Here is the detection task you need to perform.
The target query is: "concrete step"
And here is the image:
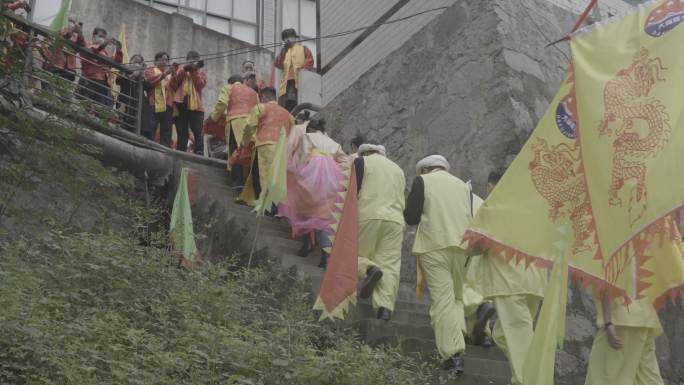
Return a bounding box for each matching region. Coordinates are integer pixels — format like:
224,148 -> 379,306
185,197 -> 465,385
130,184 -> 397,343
355,301 -> 432,326
259,235 -> 302,255
433,372 -> 510,385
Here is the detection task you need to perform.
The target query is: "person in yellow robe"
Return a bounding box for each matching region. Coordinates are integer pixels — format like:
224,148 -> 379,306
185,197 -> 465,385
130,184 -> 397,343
463,169 -> 504,347
477,227 -> 547,385
274,28 -> 314,111
354,144 -> 405,321
584,293 -> 664,385
210,74 -> 259,183
404,155 -> 481,374
239,87 -> 294,207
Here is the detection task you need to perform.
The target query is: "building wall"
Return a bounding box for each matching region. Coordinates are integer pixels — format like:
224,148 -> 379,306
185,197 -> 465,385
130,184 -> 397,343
70,0 -> 274,112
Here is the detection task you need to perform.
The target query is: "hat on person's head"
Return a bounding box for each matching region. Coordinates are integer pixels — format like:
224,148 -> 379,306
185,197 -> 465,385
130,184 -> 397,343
296,110 -> 311,121
281,28 -> 298,40
357,143 -> 386,157
415,155 -> 450,175
308,116 -> 326,130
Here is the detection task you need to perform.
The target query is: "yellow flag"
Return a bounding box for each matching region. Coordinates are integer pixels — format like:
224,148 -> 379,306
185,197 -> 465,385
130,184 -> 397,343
110,24 -> 128,103
571,0 -> 684,301
522,226 -> 569,385
465,0 -> 684,307
118,24 -> 129,64
254,128 -> 288,216
464,72 -> 594,268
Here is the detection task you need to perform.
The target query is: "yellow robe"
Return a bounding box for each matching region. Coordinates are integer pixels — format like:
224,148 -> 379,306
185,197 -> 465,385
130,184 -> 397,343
585,296 -> 664,385
278,44 -> 306,97
357,153 -> 405,311
478,253 -> 547,385
238,102 -> 295,205
412,170 -> 475,359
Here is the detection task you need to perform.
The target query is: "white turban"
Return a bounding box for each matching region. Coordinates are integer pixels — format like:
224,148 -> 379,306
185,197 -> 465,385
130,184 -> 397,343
357,143 -> 386,156
416,154 -> 450,175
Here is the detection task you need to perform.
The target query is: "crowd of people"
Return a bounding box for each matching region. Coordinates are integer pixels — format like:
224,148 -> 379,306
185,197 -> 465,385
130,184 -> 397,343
6,0 -> 315,156
5,2 -> 670,384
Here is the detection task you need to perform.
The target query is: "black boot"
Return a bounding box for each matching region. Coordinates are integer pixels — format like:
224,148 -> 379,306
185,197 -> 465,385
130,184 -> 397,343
442,354 -> 464,374
359,266 -> 383,299
472,302 -> 496,346
318,250 -> 329,269
297,236 -> 312,257
377,307 -> 392,321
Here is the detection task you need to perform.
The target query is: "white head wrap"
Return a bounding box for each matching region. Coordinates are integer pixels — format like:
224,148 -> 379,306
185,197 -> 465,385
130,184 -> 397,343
415,154 -> 450,175
357,143 -> 386,156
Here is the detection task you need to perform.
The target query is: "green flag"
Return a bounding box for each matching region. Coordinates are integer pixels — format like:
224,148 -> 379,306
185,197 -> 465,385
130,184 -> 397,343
49,0 -> 71,32
254,128 -> 288,216
170,168 -> 201,268
522,225 -> 570,385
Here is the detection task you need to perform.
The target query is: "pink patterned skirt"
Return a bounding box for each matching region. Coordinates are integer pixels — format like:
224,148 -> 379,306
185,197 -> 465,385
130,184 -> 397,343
278,154 -> 345,237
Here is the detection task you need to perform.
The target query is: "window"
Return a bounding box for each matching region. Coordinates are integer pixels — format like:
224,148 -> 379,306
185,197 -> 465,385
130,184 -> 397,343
134,0 -> 258,45
282,0 -> 317,68
207,0 -> 231,17
234,0 -> 257,23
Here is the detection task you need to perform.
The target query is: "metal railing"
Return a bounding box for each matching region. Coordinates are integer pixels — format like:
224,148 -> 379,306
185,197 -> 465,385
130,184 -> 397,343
2,11 -> 146,135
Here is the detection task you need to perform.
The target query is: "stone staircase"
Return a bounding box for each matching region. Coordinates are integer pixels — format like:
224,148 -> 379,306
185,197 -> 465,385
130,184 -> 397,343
161,158 -> 510,384
225,195 -> 512,385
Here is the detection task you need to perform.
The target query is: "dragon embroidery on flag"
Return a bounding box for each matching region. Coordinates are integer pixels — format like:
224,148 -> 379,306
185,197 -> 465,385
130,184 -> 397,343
597,48 -> 670,225
529,138 -> 593,253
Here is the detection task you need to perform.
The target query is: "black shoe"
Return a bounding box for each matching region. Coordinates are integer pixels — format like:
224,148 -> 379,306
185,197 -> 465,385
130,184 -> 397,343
481,335 -> 493,348
318,251 -> 329,269
359,266 -> 383,299
442,354 -> 464,374
472,303 -> 496,346
377,307 -> 391,321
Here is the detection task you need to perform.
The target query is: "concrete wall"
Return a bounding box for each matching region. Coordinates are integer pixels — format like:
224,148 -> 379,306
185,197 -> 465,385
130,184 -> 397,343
319,0 -> 683,383
70,0 -> 274,110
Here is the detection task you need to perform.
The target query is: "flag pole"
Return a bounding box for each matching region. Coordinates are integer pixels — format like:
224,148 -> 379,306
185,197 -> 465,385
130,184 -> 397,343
247,215 -> 262,269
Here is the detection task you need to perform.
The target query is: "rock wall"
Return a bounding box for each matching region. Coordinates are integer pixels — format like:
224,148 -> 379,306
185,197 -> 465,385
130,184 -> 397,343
320,0 -> 683,384
323,0 -> 573,196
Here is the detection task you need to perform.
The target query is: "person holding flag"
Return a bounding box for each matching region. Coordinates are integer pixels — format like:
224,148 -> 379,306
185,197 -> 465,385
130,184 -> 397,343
41,11 -> 81,88
353,143 -> 405,321
584,293 -> 665,385
240,87 -> 294,209
403,154 -> 482,374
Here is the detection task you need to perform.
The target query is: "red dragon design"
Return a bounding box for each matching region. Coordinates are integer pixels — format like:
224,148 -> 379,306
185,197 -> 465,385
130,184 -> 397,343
597,48 -> 670,225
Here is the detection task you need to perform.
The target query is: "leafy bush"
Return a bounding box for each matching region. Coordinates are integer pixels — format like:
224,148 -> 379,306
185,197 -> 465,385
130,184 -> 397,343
0,232 -> 430,385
